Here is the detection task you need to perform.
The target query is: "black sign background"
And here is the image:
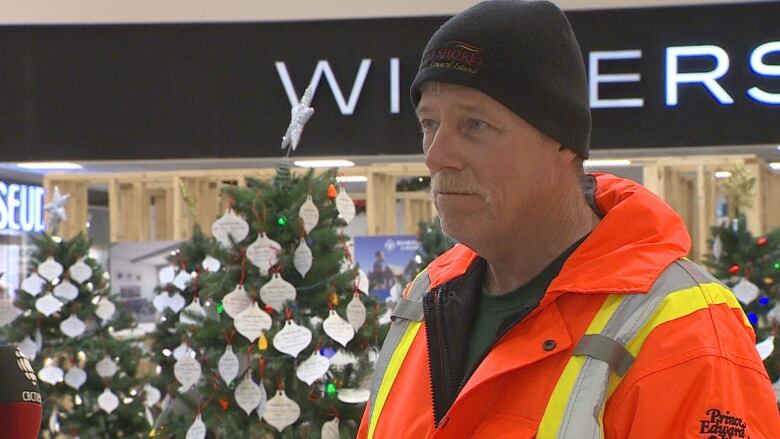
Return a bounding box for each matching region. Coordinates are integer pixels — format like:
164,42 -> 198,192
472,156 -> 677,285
0,1 -> 779,161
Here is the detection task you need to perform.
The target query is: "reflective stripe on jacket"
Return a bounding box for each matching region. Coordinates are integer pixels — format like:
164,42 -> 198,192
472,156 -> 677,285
357,174 -> 780,438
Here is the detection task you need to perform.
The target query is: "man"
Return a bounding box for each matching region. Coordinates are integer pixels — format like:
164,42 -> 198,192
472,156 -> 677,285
0,346 -> 42,438
358,1 -> 780,438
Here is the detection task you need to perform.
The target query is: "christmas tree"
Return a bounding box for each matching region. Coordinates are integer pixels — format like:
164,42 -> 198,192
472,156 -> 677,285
1,226 -> 150,437
703,167 -> 780,384
415,217 -> 456,269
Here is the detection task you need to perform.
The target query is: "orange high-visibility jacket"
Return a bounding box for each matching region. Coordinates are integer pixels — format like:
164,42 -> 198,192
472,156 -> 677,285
358,174 -> 780,438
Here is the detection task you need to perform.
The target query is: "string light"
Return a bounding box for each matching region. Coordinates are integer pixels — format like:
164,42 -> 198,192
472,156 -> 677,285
216,302 -> 225,314
326,382 -> 337,397
748,313 -> 759,325
759,296 -> 770,306
277,215 -> 288,226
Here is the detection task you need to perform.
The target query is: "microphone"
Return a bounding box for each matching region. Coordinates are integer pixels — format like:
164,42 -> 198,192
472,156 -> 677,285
0,345 -> 42,438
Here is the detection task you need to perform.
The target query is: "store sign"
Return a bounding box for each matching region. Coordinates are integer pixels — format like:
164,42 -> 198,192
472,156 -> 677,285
0,182 -> 46,233
0,2 -> 777,161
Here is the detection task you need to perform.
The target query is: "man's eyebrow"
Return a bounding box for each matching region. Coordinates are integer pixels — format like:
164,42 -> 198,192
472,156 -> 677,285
415,102 -> 489,118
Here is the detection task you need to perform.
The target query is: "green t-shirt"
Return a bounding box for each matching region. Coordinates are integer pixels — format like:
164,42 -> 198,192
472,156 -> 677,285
464,237 -> 586,374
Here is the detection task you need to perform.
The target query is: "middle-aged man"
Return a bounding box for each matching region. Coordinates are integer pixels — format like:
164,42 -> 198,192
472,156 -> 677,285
358,1 -> 780,438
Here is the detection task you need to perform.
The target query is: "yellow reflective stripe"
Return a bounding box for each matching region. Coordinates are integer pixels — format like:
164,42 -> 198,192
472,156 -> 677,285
537,295 -> 625,438
367,321 -> 423,439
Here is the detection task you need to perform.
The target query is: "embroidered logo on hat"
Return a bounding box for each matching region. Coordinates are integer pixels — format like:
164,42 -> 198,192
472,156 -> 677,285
15,349 -> 37,386
422,40 -> 485,75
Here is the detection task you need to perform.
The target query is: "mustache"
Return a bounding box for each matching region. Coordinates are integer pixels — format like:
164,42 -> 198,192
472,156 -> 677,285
431,172 -> 488,200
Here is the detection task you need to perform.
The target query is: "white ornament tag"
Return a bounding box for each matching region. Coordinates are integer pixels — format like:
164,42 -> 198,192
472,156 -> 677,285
159,266 -> 176,285
95,298 -> 116,321
174,350 -> 202,392
18,336 -> 39,361
153,293 -> 170,312
711,235 -> 723,261
218,345 -> 240,386
212,209 -> 250,248
235,372 -> 263,416
96,355 -> 119,378
356,269 -> 369,295
98,388 -> 119,414
69,258 -> 93,284
60,314 -> 86,338
38,257 -> 64,281
323,310 -> 355,347
169,292 -> 186,313
173,271 -> 192,291
733,278 -> 760,304
64,366 -> 87,390
294,240 -> 313,278
769,304 -> 780,325
263,390 -> 300,432
53,279 -> 79,302
186,414 -> 207,439
296,351 -> 330,386
757,336 -> 775,360
21,273 -> 46,296
256,381 -> 268,420
246,233 -> 282,275
321,418 -> 340,439
273,320 -> 312,358
337,388 -> 370,404
347,295 -> 367,331
259,274 -> 296,313
223,285 -> 252,319
234,303 -> 273,342
0,299 -> 22,327
298,195 -> 320,233
39,364 -> 64,385
202,255 -> 221,272
336,189 -> 356,224
144,384 -> 161,407
173,342 -> 193,360
35,293 -> 63,317
180,298 -> 206,326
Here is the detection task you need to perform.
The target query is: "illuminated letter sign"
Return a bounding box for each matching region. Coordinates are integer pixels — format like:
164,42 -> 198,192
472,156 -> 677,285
0,182 -> 46,233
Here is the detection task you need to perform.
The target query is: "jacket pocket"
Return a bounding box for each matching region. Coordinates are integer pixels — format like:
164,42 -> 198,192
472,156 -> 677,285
467,412 -> 538,439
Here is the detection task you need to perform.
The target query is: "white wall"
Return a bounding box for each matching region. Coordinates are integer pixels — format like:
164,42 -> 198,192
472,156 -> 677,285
0,0 -> 759,25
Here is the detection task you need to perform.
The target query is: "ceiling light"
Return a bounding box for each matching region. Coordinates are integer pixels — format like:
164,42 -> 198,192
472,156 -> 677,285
714,171 -> 733,179
583,159 -> 632,168
336,176 -> 368,183
17,162 -> 83,170
770,162 -> 780,171
293,159 -> 355,168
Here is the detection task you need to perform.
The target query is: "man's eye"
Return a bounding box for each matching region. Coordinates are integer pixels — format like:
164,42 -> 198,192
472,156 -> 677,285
470,119 -> 488,129
420,119 -> 438,132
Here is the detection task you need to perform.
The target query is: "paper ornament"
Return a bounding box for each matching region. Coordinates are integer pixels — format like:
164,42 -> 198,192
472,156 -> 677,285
153,293 -> 171,312
337,388 -> 370,404
35,293 -> 63,317
329,349 -> 358,367
294,240 -> 313,278
768,304 -> 780,325
298,195 -> 320,233
223,285 -> 252,319
143,384 -> 161,407
68,258 -> 93,284
246,233 -> 282,275
173,271 -> 192,291
235,373 -> 263,416
95,298 -> 116,321
256,381 -> 268,420
234,303 -> 273,342
38,365 -> 64,385
212,209 -> 250,248
323,310 -> 355,347
711,235 -> 723,261
336,189 -> 356,224
272,321 -> 312,358
0,299 -> 22,328
159,266 -> 176,285
96,355 -> 119,378
757,336 -> 775,360
356,269 -> 369,295
174,351 -> 202,392
21,273 -> 46,296
202,255 -> 221,272
180,298 -> 206,326
321,418 -> 340,439
53,279 -> 79,302
18,336 -> 39,361
173,342 -> 194,361
218,344 -> 240,386
296,351 -> 330,386
64,366 -> 87,390
169,293 -> 186,312
186,414 -> 207,439
347,295 -> 367,331
98,388 -> 119,414
60,314 -> 86,338
259,274 -> 296,313
733,278 -> 760,304
38,257 -> 64,281
263,390 -> 300,432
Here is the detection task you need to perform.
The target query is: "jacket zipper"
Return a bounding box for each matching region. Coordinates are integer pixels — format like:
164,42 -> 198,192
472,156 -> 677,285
423,287 -> 449,428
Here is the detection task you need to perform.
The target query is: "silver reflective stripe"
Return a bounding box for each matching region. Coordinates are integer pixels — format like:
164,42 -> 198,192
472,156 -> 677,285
391,298 -> 424,322
573,334 -> 633,377
367,272 -> 430,424
557,260 -> 701,438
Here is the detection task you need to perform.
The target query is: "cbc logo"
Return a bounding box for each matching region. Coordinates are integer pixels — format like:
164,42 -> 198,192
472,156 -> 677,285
15,348 -> 38,386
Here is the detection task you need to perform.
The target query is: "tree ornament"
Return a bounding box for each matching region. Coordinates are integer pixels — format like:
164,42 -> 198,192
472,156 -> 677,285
323,310 -> 355,347
68,257 -> 93,284
159,266 -> 176,284
18,336 -> 39,361
293,240 -> 313,278
322,418 -> 340,439
280,84 -> 315,153
298,195 -> 320,233
733,278 -> 760,304
356,269 -> 370,295
296,351 -> 330,386
223,285 -> 252,319
764,277 -> 774,285
327,183 -> 338,200
144,384 -> 161,407
212,208 -> 250,248
758,236 -> 768,246
60,314 -> 86,338
218,345 -> 240,386
53,279 -> 78,302
234,303 -> 273,342
21,273 -> 46,296
272,320 -> 312,358
756,335 -> 775,360
219,398 -> 229,410
337,388 -> 370,404
185,414 -> 206,439
235,372 -> 263,416
347,294 -> 367,331
174,349 -> 202,392
38,256 -> 64,281
35,293 -> 63,317
44,186 -> 71,231
96,355 -> 119,378
728,264 -> 740,274
64,366 -> 87,390
173,270 -> 193,291
259,274 -> 296,313
336,189 -> 356,224
202,255 -> 221,272
256,380 -> 268,419
263,390 -> 300,432
711,235 -> 723,261
216,301 -> 225,314
98,388 -> 120,414
329,292 -> 339,306
180,298 -> 207,326
246,233 -> 282,275
326,382 -> 337,397
258,334 -> 268,351
95,297 -> 117,321
38,363 -> 64,385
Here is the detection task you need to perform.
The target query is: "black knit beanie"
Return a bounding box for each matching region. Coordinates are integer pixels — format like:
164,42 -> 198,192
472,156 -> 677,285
411,0 -> 591,158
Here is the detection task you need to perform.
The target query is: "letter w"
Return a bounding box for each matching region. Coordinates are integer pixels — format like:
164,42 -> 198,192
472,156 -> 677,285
275,59 -> 372,115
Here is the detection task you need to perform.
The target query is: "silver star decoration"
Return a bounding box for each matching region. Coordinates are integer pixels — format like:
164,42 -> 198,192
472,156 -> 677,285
45,186 -> 71,231
281,85 -> 315,154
